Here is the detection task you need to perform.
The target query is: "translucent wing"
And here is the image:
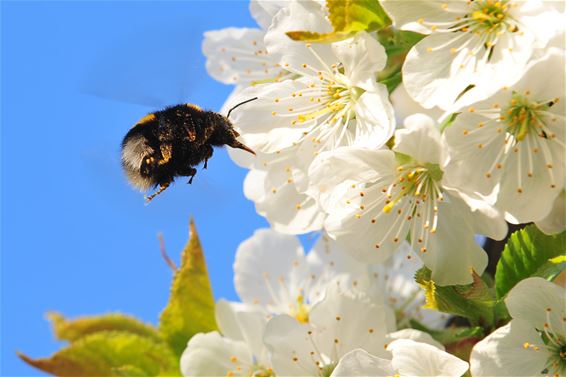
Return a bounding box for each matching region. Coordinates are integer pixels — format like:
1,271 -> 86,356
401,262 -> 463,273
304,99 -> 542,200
79,20 -> 202,108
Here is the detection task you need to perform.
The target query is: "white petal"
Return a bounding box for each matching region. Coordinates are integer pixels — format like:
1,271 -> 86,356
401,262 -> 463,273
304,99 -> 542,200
388,339 -> 469,377
535,190 -> 566,235
230,80 -> 316,153
215,299 -> 248,341
180,332 -> 253,377
353,88 -> 396,149
243,166 -> 325,235
380,0 -> 468,34
470,320 -> 550,377
249,0 -> 288,30
310,285 -> 394,359
309,147 -> 396,196
418,195 -> 488,286
263,315 -> 321,376
385,329 -> 444,351
331,349 -> 395,377
236,310 -> 271,366
390,83 -> 443,125
505,277 -> 566,338
202,28 -> 279,85
306,233 -> 369,304
394,114 -> 444,165
402,33 -> 481,110
264,0 -> 334,76
234,228 -> 308,312
331,32 -> 387,89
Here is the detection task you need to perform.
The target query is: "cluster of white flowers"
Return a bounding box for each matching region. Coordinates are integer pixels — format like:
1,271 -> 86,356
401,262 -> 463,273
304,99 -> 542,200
184,0 -> 565,376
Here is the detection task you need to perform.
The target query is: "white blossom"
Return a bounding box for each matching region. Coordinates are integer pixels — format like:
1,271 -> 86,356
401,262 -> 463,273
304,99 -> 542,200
262,285 -> 397,376
444,50 -> 565,224
470,277 -> 566,376
381,0 -> 564,110
234,228 -> 368,321
309,114 -> 507,285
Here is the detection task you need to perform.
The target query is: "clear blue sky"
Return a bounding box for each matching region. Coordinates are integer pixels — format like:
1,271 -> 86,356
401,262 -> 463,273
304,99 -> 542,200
1,1 -> 273,375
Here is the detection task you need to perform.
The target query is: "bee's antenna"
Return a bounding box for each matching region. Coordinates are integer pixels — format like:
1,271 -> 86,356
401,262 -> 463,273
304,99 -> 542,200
227,97 -> 258,119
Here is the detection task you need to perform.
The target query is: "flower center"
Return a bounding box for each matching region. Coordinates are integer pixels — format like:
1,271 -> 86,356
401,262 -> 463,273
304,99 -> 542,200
503,92 -> 559,141
379,155 -> 444,253
248,365 -> 275,377
290,294 -> 310,323
523,308 -> 566,376
469,0 -> 511,32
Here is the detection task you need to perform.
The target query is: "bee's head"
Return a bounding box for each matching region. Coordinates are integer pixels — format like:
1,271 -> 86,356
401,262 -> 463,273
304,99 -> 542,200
208,113 -> 255,155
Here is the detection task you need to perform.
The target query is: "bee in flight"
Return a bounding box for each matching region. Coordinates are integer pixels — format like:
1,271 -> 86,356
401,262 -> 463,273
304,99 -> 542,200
121,98 -> 256,203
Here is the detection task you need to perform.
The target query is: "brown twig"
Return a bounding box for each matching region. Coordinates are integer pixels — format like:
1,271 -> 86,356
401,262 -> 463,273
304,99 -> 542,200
157,233 -> 177,272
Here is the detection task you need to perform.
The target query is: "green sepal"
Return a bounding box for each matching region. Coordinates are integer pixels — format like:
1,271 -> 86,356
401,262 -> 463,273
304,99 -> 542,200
47,312 -> 162,343
286,0 -> 391,43
159,219 -> 217,358
495,225 -> 566,299
415,267 -> 498,327
409,319 -> 483,346
18,331 -> 179,377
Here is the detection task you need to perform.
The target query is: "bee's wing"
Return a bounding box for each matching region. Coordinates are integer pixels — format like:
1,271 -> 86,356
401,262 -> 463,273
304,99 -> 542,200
78,20 -> 205,108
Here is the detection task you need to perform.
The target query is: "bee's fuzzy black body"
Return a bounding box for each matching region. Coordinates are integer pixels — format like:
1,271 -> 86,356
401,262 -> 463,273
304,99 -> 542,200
121,104 -> 253,201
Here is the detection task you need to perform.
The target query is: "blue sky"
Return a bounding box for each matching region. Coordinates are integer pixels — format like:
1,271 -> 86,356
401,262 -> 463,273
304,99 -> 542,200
1,1 -> 274,375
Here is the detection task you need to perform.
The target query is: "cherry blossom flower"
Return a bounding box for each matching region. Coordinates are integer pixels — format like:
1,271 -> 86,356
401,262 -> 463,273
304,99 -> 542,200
309,114 -> 507,285
262,285 -> 396,376
381,0 -> 564,110
234,228 -> 368,321
444,50 -> 565,224
470,277 -> 566,376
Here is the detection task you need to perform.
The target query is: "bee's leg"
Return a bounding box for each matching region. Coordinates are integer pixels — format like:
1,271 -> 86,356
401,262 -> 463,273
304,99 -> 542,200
159,143 -> 173,165
178,166 -> 198,184
203,145 -> 213,169
187,168 -> 197,184
184,122 -> 197,142
145,183 -> 170,204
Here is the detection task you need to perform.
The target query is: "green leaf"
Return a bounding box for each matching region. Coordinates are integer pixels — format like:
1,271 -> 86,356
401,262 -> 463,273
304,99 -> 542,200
415,267 -> 497,327
286,0 -> 391,43
159,219 -> 217,358
18,331 -> 179,377
47,312 -> 162,343
495,225 -> 566,299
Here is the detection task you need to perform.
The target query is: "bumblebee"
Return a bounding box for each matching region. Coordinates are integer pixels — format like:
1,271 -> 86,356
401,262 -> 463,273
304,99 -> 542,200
121,99 -> 256,202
